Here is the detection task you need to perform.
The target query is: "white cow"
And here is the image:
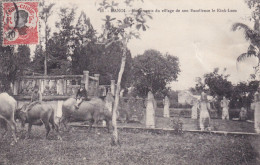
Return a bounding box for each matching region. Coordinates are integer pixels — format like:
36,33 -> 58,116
0,93 -> 18,144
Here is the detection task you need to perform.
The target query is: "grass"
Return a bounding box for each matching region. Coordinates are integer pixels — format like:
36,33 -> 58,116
1,125 -> 259,165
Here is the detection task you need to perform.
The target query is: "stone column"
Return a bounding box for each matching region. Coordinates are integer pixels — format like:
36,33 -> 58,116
146,91 -> 155,128
83,71 -> 89,91
253,92 -> 260,133
191,102 -> 198,119
39,79 -> 44,93
103,91 -> 114,126
111,80 -> 115,96
57,79 -> 64,95
55,100 -> 64,124
163,96 -> 170,118
94,74 -> 100,96
13,80 -> 19,95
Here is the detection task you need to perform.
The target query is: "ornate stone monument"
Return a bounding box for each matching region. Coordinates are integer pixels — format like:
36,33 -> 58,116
221,96 -> 230,120
252,92 -> 260,133
163,96 -> 170,118
146,91 -> 155,128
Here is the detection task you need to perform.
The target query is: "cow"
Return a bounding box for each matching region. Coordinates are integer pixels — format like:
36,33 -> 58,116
60,97 -> 112,133
16,101 -> 62,140
0,93 -> 18,144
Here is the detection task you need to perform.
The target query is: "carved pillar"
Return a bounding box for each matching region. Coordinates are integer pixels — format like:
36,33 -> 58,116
146,91 -> 155,128
163,96 -> 170,118
111,80 -> 115,96
83,71 -> 89,91
94,74 -> 100,96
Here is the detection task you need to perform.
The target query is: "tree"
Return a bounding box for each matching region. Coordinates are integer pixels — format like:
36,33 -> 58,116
46,7 -> 76,75
0,45 -> 30,92
132,49 -> 180,97
39,2 -> 55,75
230,80 -> 259,109
97,0 -> 152,145
232,0 -> 260,78
192,68 -> 233,98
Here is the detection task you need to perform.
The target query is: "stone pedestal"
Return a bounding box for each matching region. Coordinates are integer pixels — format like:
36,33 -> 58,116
163,96 -> 170,118
146,91 -> 155,128
191,101 -> 198,119
104,91 -> 114,126
111,80 -> 115,96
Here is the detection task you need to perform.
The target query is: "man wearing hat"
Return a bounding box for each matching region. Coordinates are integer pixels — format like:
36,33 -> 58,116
75,82 -> 88,109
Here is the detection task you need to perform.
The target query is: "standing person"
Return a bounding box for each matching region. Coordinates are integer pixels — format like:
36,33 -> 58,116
221,96 -> 230,120
75,83 -> 88,109
198,92 -> 211,131
31,85 -> 42,102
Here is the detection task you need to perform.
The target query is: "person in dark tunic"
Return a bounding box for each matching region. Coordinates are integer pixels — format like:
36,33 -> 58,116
75,83 -> 88,109
31,85 -> 42,102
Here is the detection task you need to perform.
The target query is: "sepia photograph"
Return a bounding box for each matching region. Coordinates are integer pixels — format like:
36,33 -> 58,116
0,0 -> 260,164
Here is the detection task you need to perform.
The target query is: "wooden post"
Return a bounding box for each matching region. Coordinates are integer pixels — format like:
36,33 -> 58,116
94,74 -> 100,96
146,91 -> 155,128
83,71 -> 89,91
111,80 -> 115,96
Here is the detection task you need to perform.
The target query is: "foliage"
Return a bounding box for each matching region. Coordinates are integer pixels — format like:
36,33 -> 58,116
1,126 -> 258,165
0,45 -> 31,92
232,0 -> 260,78
132,49 -> 180,97
97,0 -> 153,145
230,80 -> 259,109
39,1 -> 55,75
171,117 -> 183,134
72,41 -> 133,88
192,68 -> 233,98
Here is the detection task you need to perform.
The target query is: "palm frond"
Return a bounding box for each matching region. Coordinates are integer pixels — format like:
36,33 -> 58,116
237,52 -> 256,62
232,23 -> 254,41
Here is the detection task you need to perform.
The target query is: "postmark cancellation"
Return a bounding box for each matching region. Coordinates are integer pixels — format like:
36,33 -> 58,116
2,1 -> 39,45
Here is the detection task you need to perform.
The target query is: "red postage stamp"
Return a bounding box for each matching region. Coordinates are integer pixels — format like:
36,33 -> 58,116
2,1 -> 39,45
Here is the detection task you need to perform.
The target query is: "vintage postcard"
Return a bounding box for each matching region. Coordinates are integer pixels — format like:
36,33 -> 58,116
0,0 -> 259,165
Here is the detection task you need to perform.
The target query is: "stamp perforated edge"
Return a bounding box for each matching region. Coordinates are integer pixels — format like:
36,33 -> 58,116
1,0 -> 40,46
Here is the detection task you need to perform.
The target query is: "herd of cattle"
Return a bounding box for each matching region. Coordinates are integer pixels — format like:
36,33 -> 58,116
0,93 -> 112,145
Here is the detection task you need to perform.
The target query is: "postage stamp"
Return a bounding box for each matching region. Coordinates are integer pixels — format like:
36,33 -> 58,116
2,1 -> 39,45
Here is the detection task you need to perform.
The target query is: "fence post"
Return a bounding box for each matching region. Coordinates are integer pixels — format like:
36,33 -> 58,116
111,80 -> 115,96
163,96 -> 170,118
83,71 -> 89,91
146,91 -> 155,128
94,74 -> 100,96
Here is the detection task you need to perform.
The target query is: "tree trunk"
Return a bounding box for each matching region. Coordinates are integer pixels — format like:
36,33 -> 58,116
44,54 -> 47,75
111,42 -> 127,146
44,18 -> 48,75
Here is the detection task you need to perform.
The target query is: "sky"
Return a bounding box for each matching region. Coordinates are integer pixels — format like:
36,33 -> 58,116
40,0 -> 257,90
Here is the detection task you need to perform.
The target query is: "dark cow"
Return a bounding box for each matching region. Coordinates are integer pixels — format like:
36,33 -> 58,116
60,97 -> 112,133
0,93 -> 18,144
16,101 -> 61,140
